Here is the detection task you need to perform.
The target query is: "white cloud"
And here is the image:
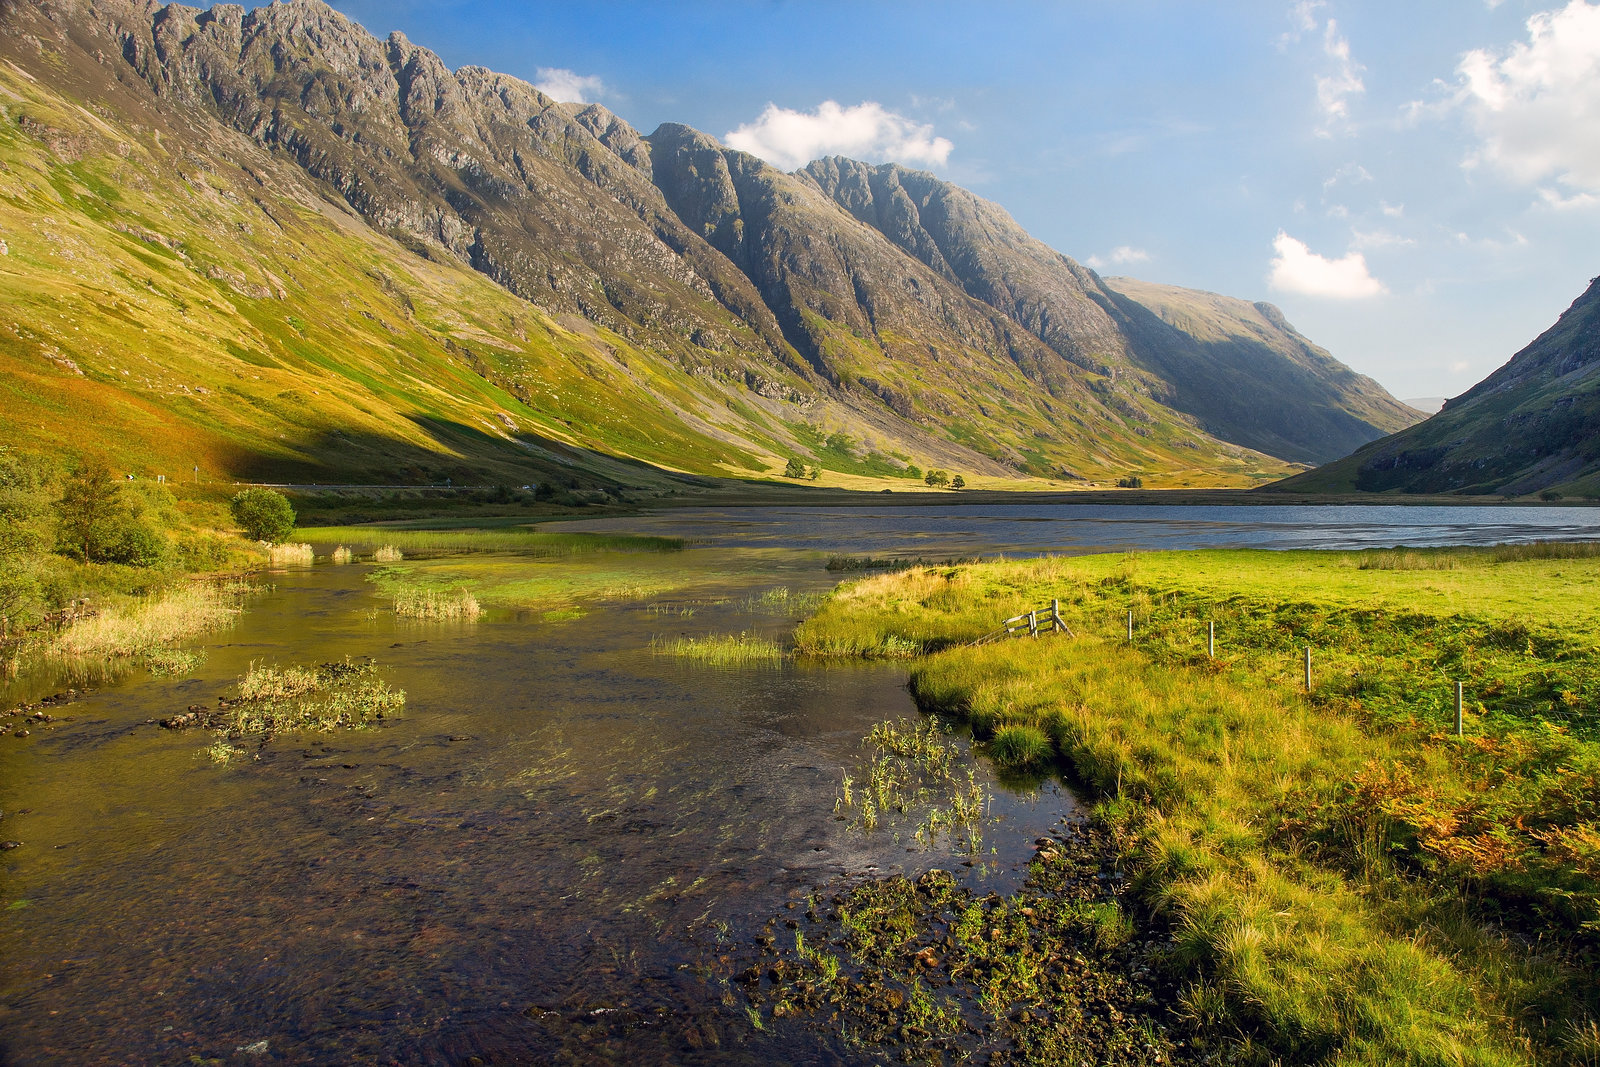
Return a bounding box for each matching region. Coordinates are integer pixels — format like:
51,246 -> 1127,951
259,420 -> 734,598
1451,360 -> 1472,373
1281,1 -> 1326,46
1268,230 -> 1387,298
1316,19 -> 1367,133
1085,246 -> 1152,270
534,67 -> 604,104
1351,228 -> 1416,249
1539,187 -> 1600,208
1456,1 -> 1600,192
1381,200 -> 1405,217
725,100 -> 953,171
1322,162 -> 1374,191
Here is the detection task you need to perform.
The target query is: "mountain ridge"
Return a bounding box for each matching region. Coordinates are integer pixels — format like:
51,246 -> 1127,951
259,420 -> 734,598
0,0 -> 1420,490
1275,275 -> 1600,497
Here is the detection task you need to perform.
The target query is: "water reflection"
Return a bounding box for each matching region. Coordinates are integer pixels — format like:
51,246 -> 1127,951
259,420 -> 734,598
0,554 -> 1062,1064
556,502 -> 1600,555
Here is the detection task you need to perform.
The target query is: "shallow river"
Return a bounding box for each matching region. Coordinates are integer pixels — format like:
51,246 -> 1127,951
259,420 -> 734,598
1,503 -> 1595,1064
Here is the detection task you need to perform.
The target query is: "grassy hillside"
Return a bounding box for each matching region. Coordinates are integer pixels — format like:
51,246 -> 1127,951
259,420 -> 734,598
790,547 -> 1600,1064
0,1 -> 1313,491
1277,276 -> 1600,498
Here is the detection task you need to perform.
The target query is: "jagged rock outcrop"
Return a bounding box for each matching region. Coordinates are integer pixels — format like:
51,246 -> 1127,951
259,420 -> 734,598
0,0 -> 1420,486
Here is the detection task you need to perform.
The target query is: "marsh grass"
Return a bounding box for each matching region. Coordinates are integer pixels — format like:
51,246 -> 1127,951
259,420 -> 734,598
297,525 -> 683,557
738,586 -> 826,616
653,631 -> 783,667
265,542 -> 314,567
837,717 -> 989,854
227,658 -> 404,735
392,585 -> 482,620
49,583 -> 242,677
798,545 -> 1600,1065
330,545 -> 354,564
145,646 -> 205,677
373,544 -> 404,563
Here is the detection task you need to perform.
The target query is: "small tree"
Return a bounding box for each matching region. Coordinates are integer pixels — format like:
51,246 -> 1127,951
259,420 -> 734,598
55,460 -> 124,563
924,469 -> 950,488
783,456 -> 808,479
1115,475 -> 1144,489
231,488 -> 296,543
950,474 -> 966,490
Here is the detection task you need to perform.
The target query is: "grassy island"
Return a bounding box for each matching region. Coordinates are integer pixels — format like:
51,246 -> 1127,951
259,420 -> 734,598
790,545 -> 1600,1065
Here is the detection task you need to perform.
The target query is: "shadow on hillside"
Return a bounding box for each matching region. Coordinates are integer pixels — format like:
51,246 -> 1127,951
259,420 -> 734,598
227,414 -> 716,490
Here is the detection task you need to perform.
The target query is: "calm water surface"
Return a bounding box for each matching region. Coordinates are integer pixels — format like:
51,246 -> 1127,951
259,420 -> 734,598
2,503 -> 1594,1064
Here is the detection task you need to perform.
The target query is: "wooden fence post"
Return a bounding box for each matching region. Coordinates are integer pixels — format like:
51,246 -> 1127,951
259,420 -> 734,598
1208,620 -> 1215,659
1127,610 -> 1133,642
1304,646 -> 1312,691
1028,610 -> 1039,638
1455,681 -> 1464,737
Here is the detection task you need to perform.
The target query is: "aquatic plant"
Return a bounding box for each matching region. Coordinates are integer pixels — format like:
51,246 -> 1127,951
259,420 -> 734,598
228,658 -> 404,735
652,632 -> 783,666
51,584 -> 242,666
373,544 -> 404,563
145,646 -> 205,677
392,585 -> 482,620
266,542 -> 313,567
330,545 -> 354,564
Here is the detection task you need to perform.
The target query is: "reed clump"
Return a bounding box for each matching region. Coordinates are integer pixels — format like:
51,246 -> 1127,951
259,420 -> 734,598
265,542 -> 313,567
392,585 -> 481,620
373,544 -> 404,563
227,658 -> 404,735
50,583 -> 241,671
653,631 -> 783,666
330,545 -> 354,564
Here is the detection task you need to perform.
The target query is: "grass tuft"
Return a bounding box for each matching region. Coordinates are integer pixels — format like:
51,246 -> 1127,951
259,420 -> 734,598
653,631 -> 783,666
392,585 -> 481,620
373,545 -> 404,563
266,542 -> 314,567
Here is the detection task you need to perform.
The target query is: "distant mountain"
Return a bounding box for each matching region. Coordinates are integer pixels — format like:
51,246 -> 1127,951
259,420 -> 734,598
1404,397 -> 1446,414
0,0 -> 1418,489
1276,276 -> 1600,497
1102,277 -> 1423,464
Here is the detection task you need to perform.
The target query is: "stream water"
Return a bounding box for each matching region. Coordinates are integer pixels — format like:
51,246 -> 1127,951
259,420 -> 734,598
1,503 -> 1596,1064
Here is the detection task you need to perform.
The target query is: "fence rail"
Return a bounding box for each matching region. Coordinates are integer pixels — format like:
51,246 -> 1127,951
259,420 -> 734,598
971,599 -> 1075,645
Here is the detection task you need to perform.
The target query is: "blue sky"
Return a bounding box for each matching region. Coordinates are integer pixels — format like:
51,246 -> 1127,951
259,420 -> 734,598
297,1 -> 1600,402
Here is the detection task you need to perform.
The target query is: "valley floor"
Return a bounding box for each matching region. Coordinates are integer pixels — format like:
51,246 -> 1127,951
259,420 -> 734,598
780,546 -> 1600,1065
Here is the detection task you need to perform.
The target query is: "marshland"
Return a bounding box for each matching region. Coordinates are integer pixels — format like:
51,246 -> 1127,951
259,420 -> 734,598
4,500 -> 1600,1064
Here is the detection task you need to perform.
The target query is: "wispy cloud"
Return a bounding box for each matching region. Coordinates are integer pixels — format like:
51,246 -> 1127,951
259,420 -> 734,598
1085,246 -> 1152,270
1455,1 -> 1600,194
1315,19 -> 1367,134
534,67 -> 604,104
725,100 -> 953,171
1268,231 -> 1386,298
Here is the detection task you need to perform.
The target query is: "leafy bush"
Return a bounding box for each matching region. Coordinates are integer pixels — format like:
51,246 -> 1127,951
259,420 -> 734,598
924,469 -> 950,488
230,488 -> 296,543
784,456 -> 808,479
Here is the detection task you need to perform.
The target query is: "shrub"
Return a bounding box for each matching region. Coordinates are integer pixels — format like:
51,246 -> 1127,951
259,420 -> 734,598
1117,475 -> 1144,489
230,488 -> 296,543
784,456 -> 808,479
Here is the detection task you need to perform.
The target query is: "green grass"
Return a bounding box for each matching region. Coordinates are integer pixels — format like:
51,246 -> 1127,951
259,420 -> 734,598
795,546 -> 1600,1065
224,658 -> 404,736
391,585 -> 481,620
297,524 -> 684,556
652,631 -> 783,666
